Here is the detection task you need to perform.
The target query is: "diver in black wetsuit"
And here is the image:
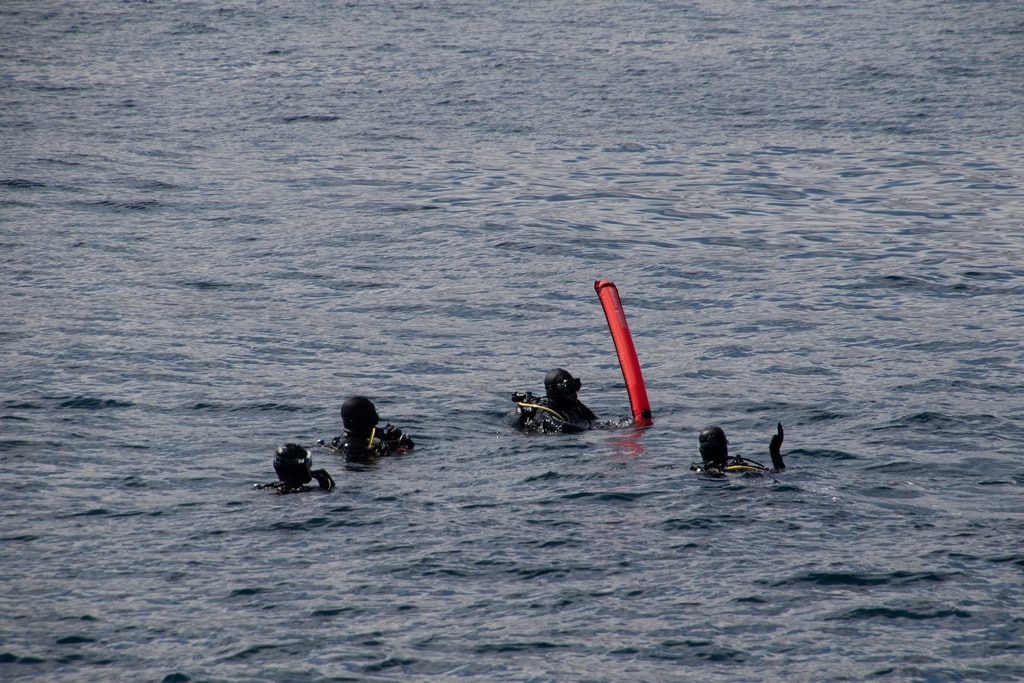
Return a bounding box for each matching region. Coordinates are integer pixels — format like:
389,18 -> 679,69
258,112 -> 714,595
512,368 -> 598,434
319,396 -> 414,463
254,443 -> 335,493
691,423 -> 786,475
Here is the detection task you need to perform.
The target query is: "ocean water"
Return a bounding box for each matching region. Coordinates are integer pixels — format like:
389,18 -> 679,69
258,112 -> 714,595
2,1 -> 1024,681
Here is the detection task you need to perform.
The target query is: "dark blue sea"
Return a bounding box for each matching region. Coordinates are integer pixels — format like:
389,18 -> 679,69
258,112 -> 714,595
3,1 -> 1024,681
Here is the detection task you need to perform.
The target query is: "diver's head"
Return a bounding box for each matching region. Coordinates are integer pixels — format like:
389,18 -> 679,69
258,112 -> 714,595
341,396 -> 379,435
545,368 -> 582,403
698,426 -> 729,469
274,443 -> 313,486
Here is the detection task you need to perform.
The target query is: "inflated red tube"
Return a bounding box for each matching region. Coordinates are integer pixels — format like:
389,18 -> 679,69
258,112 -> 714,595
594,280 -> 653,426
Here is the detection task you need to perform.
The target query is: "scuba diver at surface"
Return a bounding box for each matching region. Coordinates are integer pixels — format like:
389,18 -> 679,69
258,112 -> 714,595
512,368 -> 599,434
254,443 -> 335,493
318,395 -> 415,463
690,423 -> 786,475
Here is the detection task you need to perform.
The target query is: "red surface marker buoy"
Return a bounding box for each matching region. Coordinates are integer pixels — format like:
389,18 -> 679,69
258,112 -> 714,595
594,280 -> 653,426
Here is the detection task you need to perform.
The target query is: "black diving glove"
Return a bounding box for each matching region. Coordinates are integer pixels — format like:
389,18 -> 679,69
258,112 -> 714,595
311,469 -> 335,491
769,423 -> 785,471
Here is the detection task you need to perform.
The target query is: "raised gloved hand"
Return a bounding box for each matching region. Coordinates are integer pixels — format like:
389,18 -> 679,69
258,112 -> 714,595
769,422 -> 785,471
311,469 -> 335,491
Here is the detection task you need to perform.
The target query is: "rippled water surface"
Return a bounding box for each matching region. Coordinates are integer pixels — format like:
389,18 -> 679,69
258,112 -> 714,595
3,1 -> 1024,681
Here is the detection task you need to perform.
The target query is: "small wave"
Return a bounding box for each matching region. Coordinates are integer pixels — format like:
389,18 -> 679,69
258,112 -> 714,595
79,198 -> 161,212
472,640 -> 569,654
2,401 -> 43,410
67,508 -> 112,517
221,643 -> 286,661
650,639 -> 748,663
361,656 -> 419,672
1,178 -> 45,189
0,438 -> 34,453
774,570 -> 951,588
524,470 -> 563,483
282,114 -> 339,123
855,207 -> 957,219
178,280 -> 234,290
860,484 -> 924,500
458,501 -> 500,510
727,182 -> 811,201
311,607 -> 358,618
230,402 -> 304,413
987,554 -> 1024,568
168,22 -> 221,35
791,448 -> 858,461
327,517 -> 386,528
59,396 -> 133,410
510,566 -> 569,580
906,411 -> 951,424
0,652 -> 46,664
646,207 -> 728,220
827,603 -> 972,621
271,517 -> 331,531
662,517 -> 721,531
561,490 -> 651,503
603,143 -> 647,153
806,410 -> 846,422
